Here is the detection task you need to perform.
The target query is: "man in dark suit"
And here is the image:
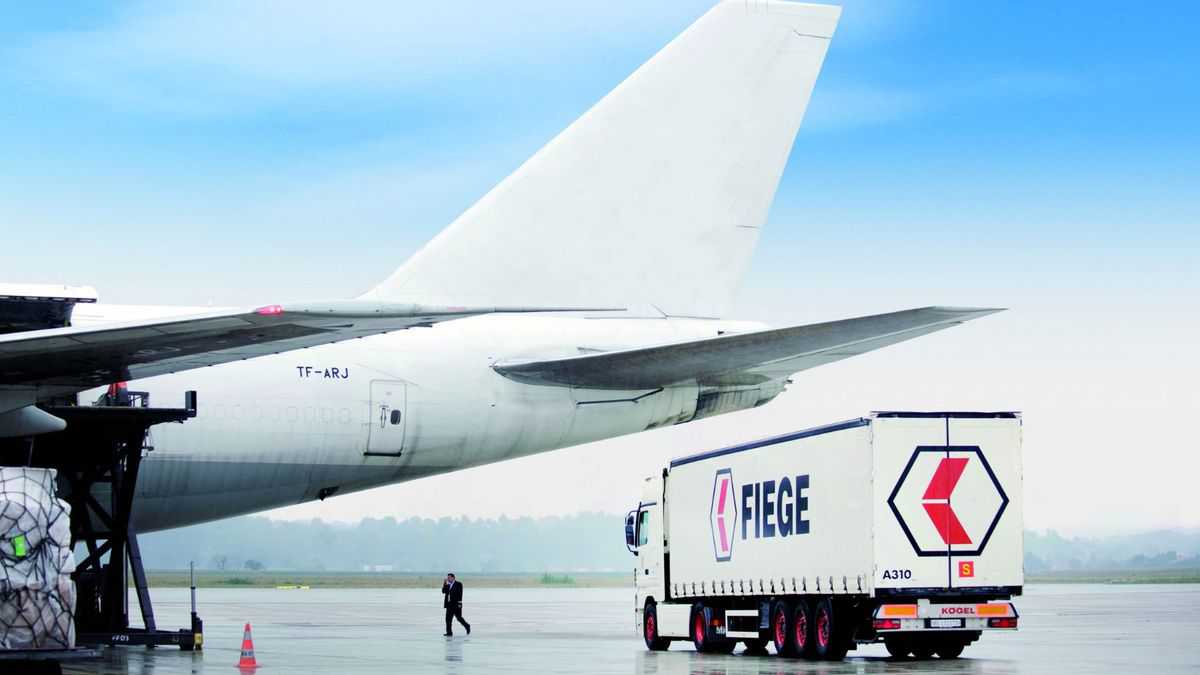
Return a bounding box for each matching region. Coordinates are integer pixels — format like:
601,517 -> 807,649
442,573 -> 471,636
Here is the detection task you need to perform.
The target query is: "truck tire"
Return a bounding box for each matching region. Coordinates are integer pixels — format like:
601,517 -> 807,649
690,603 -> 735,654
812,597 -> 849,661
643,601 -> 672,651
910,639 -> 935,660
793,600 -> 815,659
770,600 -> 793,656
884,638 -> 911,658
691,603 -> 712,652
935,641 -> 964,659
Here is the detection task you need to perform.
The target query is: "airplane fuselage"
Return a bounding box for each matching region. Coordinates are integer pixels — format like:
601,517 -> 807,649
73,305 -> 776,531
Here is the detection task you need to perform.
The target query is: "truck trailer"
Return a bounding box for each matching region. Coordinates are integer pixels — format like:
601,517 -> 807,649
625,412 -> 1022,660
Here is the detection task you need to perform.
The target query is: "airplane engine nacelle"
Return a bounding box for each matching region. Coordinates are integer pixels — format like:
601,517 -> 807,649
689,379 -> 787,422
568,383 -> 701,446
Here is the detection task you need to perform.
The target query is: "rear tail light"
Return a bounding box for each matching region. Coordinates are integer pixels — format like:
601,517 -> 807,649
873,619 -> 901,630
988,617 -> 1018,628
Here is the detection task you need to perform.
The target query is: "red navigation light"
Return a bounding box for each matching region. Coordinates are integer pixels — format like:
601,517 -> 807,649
988,617 -> 1018,629
254,304 -> 285,316
872,619 -> 901,630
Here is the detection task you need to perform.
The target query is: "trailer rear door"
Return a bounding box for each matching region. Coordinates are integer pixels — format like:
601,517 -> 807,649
873,414 -> 1022,593
945,416 -> 1023,590
873,416 -> 955,591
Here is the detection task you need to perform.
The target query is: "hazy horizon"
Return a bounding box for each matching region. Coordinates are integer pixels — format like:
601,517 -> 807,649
3,2 -> 1196,536
137,513 -> 1200,574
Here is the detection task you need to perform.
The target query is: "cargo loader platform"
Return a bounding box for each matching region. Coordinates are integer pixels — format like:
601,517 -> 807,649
0,391 -> 204,651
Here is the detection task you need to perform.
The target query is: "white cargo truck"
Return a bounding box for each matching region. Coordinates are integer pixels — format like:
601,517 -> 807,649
625,412 -> 1022,660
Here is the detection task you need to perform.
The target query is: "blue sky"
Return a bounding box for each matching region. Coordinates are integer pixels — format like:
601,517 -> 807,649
3,0 -> 1195,302
1,1 -> 1196,533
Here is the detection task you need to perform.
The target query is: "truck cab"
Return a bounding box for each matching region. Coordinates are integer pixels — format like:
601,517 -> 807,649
627,476 -> 667,635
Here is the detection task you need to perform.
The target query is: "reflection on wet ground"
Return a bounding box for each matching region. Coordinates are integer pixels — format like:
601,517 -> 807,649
62,584 -> 1199,674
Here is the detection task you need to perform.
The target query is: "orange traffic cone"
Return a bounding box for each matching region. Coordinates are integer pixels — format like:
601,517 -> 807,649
237,622 -> 258,670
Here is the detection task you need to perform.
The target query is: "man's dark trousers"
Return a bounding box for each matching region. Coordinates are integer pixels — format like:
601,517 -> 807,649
443,581 -> 471,635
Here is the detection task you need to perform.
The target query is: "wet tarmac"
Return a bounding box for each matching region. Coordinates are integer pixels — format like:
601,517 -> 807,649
61,584 -> 1199,674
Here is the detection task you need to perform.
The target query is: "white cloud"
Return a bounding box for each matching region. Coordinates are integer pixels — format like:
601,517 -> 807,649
0,131 -> 538,304
828,0 -> 921,47
804,83 -> 924,131
803,70 -> 1082,132
7,0 -> 712,116
9,1 -> 932,119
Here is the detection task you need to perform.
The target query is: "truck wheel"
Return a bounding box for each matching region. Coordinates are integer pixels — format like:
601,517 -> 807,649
910,641 -> 935,660
936,641 -> 964,659
884,638 -> 911,658
793,600 -> 814,658
691,603 -> 711,652
770,600 -> 793,656
690,603 -> 735,654
812,597 -> 848,661
643,601 -> 672,651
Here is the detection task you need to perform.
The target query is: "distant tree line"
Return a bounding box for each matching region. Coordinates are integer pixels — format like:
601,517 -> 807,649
137,513 -> 634,572
131,513 -> 1200,573
1023,529 -> 1200,572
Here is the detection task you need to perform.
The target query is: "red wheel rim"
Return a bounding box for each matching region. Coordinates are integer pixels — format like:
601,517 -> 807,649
646,614 -> 655,641
817,608 -> 830,648
694,613 -> 706,644
773,608 -> 786,648
795,609 -> 807,649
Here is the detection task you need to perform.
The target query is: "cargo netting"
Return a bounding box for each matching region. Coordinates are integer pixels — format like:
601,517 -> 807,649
0,467 -> 76,649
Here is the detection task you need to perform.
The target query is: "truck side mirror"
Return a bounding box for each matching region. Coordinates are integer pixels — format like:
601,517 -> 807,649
625,510 -> 638,555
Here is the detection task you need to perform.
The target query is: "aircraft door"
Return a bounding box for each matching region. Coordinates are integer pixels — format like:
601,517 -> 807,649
365,380 -> 406,457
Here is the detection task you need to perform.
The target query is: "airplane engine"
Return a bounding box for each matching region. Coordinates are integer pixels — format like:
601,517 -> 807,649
689,379 -> 787,422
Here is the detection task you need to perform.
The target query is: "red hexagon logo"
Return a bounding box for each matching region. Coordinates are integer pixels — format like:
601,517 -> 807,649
888,446 -> 1008,557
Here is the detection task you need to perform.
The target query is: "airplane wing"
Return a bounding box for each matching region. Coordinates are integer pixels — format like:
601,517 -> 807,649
0,301 -> 603,391
493,307 -> 1004,389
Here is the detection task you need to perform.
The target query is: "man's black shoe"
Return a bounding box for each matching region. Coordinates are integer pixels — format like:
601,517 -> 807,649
466,625 -> 471,635
444,632 -> 452,637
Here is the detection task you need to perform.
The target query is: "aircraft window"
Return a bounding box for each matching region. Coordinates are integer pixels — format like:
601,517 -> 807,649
389,410 -> 402,425
637,510 -> 650,547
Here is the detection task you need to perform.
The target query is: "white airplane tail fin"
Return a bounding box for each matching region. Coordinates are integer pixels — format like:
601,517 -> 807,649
364,1 -> 840,318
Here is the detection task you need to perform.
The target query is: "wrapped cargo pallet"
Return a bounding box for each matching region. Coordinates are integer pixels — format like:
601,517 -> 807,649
0,467 -> 76,650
